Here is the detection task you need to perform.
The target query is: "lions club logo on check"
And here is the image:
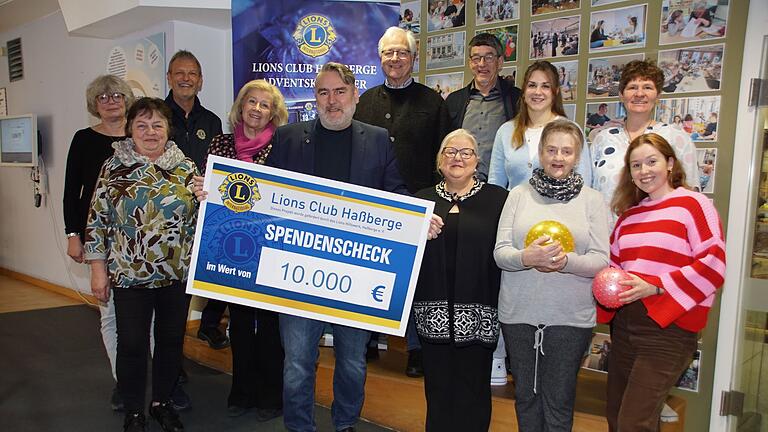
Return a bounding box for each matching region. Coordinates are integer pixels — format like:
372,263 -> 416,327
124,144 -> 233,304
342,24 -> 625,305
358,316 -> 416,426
292,14 -> 337,57
219,172 -> 261,213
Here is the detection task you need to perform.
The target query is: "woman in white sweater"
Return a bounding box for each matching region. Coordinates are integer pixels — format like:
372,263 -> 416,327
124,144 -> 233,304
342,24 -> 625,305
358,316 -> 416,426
494,120 -> 610,431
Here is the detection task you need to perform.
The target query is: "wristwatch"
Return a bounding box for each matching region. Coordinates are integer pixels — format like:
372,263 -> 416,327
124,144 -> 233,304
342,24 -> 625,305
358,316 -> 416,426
66,232 -> 79,238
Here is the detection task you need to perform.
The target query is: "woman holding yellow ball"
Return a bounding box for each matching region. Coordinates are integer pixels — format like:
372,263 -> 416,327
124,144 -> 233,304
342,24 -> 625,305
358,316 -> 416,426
493,119 -> 610,431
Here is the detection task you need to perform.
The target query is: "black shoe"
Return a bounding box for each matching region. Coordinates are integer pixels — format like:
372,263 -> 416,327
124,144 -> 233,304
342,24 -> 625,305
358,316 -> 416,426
170,385 -> 191,411
254,408 -> 283,422
197,326 -> 230,350
150,401 -> 184,432
405,349 -> 424,378
177,368 -> 188,384
111,386 -> 125,412
227,405 -> 250,418
365,344 -> 379,362
123,411 -> 146,432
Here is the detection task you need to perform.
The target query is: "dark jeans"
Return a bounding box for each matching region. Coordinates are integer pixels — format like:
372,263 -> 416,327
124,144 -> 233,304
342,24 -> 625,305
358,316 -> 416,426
421,341 -> 493,432
607,301 -> 697,432
228,303 -> 283,409
502,323 -> 593,432
114,281 -> 187,412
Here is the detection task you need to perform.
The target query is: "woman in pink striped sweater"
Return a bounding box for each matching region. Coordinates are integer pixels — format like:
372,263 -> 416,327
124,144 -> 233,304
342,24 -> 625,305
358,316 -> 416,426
600,133 -> 725,432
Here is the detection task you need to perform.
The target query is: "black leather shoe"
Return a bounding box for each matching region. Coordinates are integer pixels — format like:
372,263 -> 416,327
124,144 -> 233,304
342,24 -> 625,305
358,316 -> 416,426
254,408 -> 283,422
123,411 -> 146,432
197,326 -> 230,350
170,384 -> 191,411
405,349 -> 424,378
227,405 -> 250,418
150,401 -> 184,432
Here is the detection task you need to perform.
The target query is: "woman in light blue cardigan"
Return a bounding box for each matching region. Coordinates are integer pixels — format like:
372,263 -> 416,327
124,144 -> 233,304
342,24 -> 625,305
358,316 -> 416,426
489,61 -> 592,190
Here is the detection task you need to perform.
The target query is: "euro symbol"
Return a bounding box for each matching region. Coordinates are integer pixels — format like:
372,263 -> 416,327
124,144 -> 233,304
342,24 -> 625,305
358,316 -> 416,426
371,285 -> 385,302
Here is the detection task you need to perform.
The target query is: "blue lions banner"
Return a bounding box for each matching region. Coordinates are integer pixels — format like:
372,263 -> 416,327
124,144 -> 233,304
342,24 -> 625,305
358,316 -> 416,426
232,0 -> 399,122
187,156 -> 434,336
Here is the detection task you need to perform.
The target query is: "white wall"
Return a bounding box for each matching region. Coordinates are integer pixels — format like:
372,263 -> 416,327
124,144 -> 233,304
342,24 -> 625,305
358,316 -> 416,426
0,11 -> 233,295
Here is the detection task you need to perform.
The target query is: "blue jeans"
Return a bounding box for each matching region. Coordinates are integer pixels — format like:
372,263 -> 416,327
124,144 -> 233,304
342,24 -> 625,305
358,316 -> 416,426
279,314 -> 370,432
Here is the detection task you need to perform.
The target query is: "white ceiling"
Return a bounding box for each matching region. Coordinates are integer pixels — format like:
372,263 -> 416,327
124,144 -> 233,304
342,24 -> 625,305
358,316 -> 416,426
0,0 -> 61,35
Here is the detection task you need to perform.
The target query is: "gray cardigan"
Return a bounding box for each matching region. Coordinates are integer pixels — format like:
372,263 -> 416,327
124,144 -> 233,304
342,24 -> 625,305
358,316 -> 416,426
493,183 -> 610,327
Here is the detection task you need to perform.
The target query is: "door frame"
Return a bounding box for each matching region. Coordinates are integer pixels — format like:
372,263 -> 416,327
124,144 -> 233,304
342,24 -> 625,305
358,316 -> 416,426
711,1 -> 768,430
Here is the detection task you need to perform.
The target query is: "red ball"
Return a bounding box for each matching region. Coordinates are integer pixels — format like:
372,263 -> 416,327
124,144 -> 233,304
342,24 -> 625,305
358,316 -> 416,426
592,267 -> 631,309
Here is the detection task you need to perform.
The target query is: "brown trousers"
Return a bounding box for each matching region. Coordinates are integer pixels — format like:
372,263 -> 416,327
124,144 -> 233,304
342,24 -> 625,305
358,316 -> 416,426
606,301 -> 697,432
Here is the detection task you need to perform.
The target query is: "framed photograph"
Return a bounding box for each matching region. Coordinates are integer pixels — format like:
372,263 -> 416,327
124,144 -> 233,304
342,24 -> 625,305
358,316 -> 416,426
0,88 -> 6,117
530,15 -> 581,60
592,0 -> 627,5
655,96 -> 721,142
426,31 -> 466,70
427,0 -> 467,32
400,0 -> 421,34
581,332 -> 612,373
552,60 -> 578,102
696,149 -> 717,194
501,66 -> 517,85
425,72 -> 465,99
589,4 -> 648,53
532,0 -> 580,17
563,104 -> 577,121
659,0 -> 728,46
585,101 -> 626,141
658,44 -> 724,94
477,24 -> 519,62
587,53 -> 645,99
413,40 -> 421,74
476,0 -> 520,25
675,349 -> 702,392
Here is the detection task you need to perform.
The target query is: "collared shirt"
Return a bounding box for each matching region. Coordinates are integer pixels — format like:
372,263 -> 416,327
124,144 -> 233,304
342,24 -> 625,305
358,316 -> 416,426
462,79 -> 506,180
384,77 -> 414,89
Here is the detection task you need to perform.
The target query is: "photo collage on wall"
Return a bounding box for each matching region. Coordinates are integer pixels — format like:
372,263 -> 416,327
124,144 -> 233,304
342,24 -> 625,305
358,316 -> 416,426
415,0 -> 730,199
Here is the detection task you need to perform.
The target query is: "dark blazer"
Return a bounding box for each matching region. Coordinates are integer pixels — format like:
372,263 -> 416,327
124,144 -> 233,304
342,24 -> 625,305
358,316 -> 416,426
445,76 -> 521,131
266,119 -> 409,195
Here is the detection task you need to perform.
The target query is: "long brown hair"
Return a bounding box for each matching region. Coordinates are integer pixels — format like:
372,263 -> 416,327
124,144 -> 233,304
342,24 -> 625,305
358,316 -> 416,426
511,61 -> 566,150
611,133 -> 688,215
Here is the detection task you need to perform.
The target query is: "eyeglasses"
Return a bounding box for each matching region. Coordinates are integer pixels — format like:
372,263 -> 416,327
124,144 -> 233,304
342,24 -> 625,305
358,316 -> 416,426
470,54 -> 499,65
381,49 -> 411,59
441,147 -> 476,159
97,92 -> 125,104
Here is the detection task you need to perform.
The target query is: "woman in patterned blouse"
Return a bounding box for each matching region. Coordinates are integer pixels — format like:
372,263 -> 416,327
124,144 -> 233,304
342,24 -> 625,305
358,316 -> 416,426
85,97 -> 198,432
194,79 -> 289,422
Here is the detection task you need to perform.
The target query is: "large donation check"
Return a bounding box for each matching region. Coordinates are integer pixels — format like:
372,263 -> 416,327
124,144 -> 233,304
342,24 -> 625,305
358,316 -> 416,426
186,156 -> 435,336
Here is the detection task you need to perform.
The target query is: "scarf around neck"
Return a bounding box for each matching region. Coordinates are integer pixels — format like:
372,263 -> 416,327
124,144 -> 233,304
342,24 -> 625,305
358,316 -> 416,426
234,122 -> 275,162
436,177 -> 483,202
529,168 -> 583,202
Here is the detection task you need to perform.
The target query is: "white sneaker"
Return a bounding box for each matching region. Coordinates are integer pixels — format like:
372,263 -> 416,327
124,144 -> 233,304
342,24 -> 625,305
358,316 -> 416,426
660,403 -> 678,422
490,358 -> 508,386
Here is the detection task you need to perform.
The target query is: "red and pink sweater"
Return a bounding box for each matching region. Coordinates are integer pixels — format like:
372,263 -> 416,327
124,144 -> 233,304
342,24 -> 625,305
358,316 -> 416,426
597,187 -> 726,332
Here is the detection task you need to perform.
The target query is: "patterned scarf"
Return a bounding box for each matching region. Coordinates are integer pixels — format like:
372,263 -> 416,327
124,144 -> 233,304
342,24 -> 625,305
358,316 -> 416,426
435,177 -> 483,202
529,168 -> 583,202
234,122 -> 275,162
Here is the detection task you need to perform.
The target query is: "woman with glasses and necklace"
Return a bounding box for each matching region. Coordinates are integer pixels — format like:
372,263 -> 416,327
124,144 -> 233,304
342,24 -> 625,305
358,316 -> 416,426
592,60 -> 698,210
489,60 -> 592,191
494,120 -> 609,431
412,129 -> 508,431
63,74 -> 134,412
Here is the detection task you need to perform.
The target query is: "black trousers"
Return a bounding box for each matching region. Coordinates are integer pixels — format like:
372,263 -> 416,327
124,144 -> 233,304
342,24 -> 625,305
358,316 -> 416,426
114,282 -> 187,412
200,298 -> 228,330
227,303 -> 284,409
421,341 -> 494,432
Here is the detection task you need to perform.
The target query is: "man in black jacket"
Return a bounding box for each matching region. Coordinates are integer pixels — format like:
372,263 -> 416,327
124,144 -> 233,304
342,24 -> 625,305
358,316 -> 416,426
164,50 -> 229,355
445,33 -> 521,180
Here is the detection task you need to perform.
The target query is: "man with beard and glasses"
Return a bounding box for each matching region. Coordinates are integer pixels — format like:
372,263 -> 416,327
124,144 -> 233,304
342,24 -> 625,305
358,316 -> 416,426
266,62 -> 408,432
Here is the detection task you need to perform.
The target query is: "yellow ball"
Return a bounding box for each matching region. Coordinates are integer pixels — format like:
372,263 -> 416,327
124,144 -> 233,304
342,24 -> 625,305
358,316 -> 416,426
524,220 -> 575,253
